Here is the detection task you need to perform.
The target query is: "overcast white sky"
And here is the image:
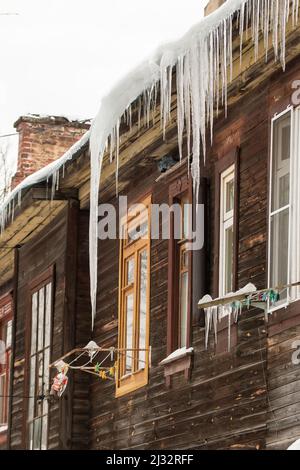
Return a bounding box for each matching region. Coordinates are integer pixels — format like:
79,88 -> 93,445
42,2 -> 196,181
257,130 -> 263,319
0,1 -> 205,133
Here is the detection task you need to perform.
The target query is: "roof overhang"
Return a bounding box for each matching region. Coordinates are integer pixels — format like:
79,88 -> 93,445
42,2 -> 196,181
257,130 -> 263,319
0,187 -> 77,284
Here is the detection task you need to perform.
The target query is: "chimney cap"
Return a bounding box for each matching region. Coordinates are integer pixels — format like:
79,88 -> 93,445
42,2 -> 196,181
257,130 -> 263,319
14,113 -> 91,130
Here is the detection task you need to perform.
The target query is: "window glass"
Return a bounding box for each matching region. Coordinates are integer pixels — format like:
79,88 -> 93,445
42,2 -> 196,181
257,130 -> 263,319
225,225 -> 234,294
179,271 -> 188,348
125,293 -> 134,375
226,179 -> 234,213
117,198 -> 150,396
271,114 -> 290,212
269,209 -> 289,301
138,250 -> 147,369
126,258 -> 134,286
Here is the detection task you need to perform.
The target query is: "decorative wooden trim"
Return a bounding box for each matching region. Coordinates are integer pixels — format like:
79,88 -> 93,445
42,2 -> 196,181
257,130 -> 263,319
60,199 -> 79,449
28,266 -> 54,293
167,172 -> 192,356
212,147 -> 240,356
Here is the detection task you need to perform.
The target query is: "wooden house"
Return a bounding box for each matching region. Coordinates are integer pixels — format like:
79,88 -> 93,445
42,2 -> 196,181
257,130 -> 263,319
1,0 -> 300,450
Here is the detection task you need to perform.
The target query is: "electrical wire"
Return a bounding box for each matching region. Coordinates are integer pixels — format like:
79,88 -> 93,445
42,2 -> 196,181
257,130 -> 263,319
0,133 -> 18,139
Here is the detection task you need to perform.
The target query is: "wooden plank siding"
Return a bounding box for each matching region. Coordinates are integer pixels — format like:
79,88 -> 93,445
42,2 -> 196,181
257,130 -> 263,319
83,53 -> 300,450
8,203 -> 91,449
4,15 -> 300,451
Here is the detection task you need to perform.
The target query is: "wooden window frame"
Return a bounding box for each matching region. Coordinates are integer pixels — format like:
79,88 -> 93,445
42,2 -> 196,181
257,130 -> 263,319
214,148 -> 239,297
116,196 -> 151,397
0,293 -> 13,427
167,174 -> 193,356
219,164 -> 235,297
213,148 -> 240,355
268,107 -> 292,312
23,265 -> 55,450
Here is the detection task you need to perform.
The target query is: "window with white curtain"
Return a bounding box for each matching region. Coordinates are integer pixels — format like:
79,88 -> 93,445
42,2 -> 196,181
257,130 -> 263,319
219,165 -> 235,297
268,106 -> 300,309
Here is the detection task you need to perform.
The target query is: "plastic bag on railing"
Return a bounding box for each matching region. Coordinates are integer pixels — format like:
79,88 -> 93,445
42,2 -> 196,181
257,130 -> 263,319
50,360 -> 69,397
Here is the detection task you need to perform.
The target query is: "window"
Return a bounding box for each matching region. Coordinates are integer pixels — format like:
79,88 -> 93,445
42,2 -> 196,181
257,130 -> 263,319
178,195 -> 191,348
219,165 -> 235,297
116,196 -> 151,397
27,272 -> 53,450
268,107 -> 300,308
0,294 -> 12,427
167,174 -> 193,358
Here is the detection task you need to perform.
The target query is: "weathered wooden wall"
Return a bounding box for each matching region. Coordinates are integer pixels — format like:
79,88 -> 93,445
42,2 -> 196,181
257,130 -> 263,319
72,210 -> 91,449
85,57 -> 300,450
9,202 -> 91,450
9,207 -> 68,449
5,29 -> 300,451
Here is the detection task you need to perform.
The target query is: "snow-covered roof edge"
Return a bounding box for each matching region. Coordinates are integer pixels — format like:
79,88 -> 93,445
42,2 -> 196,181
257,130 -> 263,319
0,130 -> 90,230
88,0 -> 298,328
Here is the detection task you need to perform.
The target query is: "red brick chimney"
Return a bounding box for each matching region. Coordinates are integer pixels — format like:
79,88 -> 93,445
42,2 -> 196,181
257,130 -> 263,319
204,0 -> 226,16
11,114 -> 90,189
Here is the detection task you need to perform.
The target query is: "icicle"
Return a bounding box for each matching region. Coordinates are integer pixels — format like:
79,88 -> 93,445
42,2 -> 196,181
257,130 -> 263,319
213,306 -> 218,345
176,56 -> 185,161
205,307 -> 212,349
239,2 -> 245,67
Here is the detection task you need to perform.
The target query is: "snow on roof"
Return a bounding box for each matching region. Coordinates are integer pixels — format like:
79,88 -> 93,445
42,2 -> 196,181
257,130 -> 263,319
14,113 -> 92,127
0,130 -> 90,230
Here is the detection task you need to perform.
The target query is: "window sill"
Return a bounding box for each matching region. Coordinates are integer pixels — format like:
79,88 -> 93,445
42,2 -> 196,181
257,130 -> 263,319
115,368 -> 148,398
160,347 -> 193,385
0,425 -> 8,433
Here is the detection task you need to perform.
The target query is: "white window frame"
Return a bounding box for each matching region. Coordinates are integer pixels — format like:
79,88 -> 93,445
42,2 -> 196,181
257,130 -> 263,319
219,164 -> 235,297
268,106 -> 293,313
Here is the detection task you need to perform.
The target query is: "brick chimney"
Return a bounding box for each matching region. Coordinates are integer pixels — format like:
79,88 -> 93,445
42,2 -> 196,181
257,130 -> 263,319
204,0 -> 226,16
11,114 -> 90,189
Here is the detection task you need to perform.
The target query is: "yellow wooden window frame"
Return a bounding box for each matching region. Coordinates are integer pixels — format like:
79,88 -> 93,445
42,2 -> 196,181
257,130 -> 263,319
116,195 -> 151,397
177,195 -> 190,348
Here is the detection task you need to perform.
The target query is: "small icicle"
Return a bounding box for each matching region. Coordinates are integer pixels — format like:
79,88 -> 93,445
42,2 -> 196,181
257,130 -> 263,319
213,306 -> 218,345
176,56 -> 185,161
239,1 -> 245,67
205,307 -> 212,349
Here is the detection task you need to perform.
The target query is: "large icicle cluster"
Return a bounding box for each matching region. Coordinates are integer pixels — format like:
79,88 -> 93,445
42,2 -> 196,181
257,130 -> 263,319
89,0 -> 299,328
0,0 -> 299,329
